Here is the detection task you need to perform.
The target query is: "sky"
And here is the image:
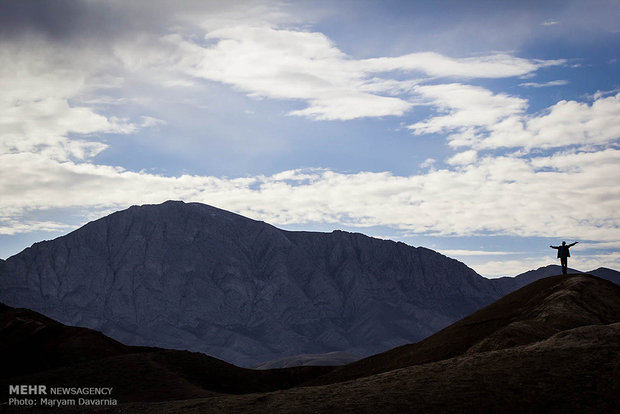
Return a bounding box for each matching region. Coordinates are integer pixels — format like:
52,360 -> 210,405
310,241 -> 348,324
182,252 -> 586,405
1,0 -> 619,277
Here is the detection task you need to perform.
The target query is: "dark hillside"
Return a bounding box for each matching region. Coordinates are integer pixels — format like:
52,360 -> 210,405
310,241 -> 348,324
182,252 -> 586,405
309,274 -> 620,385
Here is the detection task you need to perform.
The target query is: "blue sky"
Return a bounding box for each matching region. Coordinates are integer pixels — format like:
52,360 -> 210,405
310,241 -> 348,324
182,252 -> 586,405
1,0 -> 619,277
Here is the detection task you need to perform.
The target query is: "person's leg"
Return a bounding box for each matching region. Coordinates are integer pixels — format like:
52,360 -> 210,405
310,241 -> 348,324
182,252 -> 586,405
561,257 -> 567,274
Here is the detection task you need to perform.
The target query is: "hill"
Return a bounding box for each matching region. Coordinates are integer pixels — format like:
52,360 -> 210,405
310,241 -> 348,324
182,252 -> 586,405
0,302 -> 335,404
306,273 -> 620,385
2,274 -> 618,413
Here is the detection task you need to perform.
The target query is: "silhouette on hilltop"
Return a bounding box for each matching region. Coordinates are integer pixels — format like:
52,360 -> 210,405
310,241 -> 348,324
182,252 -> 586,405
550,241 -> 578,274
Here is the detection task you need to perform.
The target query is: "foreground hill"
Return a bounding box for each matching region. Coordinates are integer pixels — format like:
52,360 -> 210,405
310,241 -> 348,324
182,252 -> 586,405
0,201 -> 505,366
99,274 -> 620,413
2,274 -> 618,413
0,302 -> 334,404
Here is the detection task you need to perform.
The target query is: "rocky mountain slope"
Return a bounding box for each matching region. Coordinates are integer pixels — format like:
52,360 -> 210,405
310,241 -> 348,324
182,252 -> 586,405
1,201 -> 618,367
0,201 -> 505,366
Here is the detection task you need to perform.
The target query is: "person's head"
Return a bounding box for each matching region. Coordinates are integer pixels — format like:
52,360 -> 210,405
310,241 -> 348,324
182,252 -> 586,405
562,241 -> 566,245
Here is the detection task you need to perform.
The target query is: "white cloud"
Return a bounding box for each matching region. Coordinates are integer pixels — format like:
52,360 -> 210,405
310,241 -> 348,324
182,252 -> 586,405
0,35 -> 144,162
139,116 -> 167,128
408,83 -> 528,136
568,252 -> 620,272
409,83 -> 620,151
447,150 -> 478,166
1,148 -> 618,251
362,52 -> 562,79
0,220 -> 75,236
519,80 -> 569,88
420,158 -> 436,169
157,23 -> 561,121
439,249 -> 523,257
471,256 -> 558,278
480,93 -> 620,150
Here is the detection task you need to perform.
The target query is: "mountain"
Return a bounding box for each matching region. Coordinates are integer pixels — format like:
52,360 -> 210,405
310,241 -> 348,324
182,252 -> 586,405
587,266 -> 620,285
1,201 -> 617,367
0,200 -> 507,367
110,274 -> 620,413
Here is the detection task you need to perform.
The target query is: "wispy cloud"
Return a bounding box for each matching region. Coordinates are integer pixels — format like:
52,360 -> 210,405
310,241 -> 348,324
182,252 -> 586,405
410,83 -> 620,151
408,83 -> 527,136
519,80 -> 569,88
0,220 -> 75,236
471,256 -> 558,278
166,27 -> 561,121
439,249 -> 523,257
1,145 -> 618,247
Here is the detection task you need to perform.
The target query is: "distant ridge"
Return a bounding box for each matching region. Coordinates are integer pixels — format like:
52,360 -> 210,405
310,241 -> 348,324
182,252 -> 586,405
490,264 -> 620,292
253,351 -> 361,370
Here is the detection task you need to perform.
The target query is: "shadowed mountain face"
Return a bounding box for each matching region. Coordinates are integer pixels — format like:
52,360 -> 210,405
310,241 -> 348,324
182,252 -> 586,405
1,201 -> 618,367
0,201 -> 507,366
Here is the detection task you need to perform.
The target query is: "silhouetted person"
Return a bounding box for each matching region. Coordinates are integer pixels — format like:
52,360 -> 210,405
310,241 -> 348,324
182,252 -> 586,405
550,241 -> 578,274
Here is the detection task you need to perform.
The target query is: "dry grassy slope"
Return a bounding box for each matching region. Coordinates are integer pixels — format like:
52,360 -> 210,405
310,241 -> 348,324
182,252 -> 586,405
306,274 -> 620,386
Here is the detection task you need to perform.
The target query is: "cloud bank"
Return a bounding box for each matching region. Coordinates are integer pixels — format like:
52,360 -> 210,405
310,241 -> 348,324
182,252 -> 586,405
1,0 -> 618,274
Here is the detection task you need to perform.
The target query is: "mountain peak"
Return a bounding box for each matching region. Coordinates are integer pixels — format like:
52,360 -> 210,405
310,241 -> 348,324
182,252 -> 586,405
0,201 -> 497,366
2,201 -> 614,367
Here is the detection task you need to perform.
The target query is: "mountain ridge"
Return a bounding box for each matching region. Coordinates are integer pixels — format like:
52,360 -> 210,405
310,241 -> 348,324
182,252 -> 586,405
0,201 -> 503,366
0,200 -> 618,367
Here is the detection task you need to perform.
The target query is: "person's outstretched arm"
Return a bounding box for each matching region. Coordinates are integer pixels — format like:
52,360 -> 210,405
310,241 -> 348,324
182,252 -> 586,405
550,245 -> 559,249
568,241 -> 578,247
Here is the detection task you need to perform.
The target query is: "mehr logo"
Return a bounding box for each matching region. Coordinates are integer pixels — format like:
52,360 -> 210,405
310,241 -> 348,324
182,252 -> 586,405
9,385 -> 47,395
